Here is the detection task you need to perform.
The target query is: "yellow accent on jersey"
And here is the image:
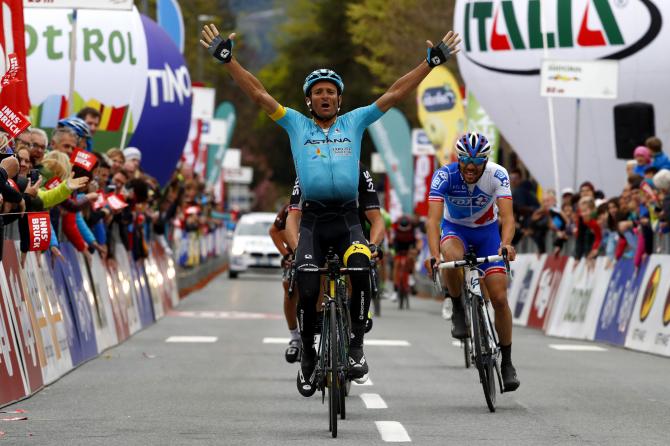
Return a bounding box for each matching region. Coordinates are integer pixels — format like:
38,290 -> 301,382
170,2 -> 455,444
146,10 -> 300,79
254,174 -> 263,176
343,243 -> 371,266
269,105 -> 287,121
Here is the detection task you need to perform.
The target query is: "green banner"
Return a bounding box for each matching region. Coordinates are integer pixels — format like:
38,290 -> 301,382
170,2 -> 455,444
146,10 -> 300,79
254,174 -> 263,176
466,92 -> 499,163
206,102 -> 236,186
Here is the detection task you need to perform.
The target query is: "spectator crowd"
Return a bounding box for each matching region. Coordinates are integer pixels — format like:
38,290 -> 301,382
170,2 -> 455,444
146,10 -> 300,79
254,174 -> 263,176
511,136 -> 670,267
0,106 -> 224,269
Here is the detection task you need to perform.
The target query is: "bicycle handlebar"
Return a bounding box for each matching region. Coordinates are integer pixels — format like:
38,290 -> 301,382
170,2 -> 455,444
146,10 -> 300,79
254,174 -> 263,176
438,254 -> 504,270
298,266 -> 369,274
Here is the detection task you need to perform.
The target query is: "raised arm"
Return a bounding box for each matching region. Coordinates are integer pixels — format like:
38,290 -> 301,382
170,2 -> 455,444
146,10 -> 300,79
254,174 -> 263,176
375,31 -> 461,113
200,25 -> 280,115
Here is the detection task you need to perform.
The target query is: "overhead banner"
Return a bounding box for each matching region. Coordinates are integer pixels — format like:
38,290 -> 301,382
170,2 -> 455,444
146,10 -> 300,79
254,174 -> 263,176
454,0 -> 670,195
369,107 -> 413,214
465,91 -> 499,162
23,0 -> 134,9
157,0 -> 185,53
416,66 -> 466,165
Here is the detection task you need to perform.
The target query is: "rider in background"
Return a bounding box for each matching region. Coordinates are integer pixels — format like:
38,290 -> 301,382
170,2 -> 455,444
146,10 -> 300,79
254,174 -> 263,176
425,132 -> 520,392
391,214 -> 418,299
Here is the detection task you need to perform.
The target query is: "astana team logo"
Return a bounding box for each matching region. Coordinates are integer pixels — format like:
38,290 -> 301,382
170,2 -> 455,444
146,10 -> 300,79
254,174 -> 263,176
312,148 -> 327,160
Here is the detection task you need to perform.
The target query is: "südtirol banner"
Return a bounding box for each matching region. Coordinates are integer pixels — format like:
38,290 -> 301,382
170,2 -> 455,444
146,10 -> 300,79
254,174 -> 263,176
369,108 -> 413,214
417,66 -> 466,165
465,91 -> 499,163
454,0 -> 669,195
24,6 -> 148,148
23,0 -> 133,9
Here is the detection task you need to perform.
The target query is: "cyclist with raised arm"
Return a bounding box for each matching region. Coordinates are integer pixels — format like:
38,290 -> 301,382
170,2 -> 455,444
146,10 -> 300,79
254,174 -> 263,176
200,24 -> 460,396
425,132 -> 520,392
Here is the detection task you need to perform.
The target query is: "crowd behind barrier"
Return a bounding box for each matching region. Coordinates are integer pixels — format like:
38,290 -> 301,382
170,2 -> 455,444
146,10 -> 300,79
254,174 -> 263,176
0,110 -> 229,407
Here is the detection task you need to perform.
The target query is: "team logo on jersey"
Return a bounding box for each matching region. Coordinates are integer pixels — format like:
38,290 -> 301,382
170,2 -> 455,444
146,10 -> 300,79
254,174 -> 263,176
311,148 -> 327,160
332,147 -> 352,157
447,193 -> 490,208
431,171 -> 448,190
363,170 -> 375,192
494,169 -> 509,188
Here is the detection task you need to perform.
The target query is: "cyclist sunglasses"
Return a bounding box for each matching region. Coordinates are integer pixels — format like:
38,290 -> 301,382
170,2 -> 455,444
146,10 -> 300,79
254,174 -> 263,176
458,155 -> 487,166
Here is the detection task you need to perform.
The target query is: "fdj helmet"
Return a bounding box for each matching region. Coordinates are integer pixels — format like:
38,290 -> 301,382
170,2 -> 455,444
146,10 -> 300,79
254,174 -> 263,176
455,132 -> 491,159
303,69 -> 344,96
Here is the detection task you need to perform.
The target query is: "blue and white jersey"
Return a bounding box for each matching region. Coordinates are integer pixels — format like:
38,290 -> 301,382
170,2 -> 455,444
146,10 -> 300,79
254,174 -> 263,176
428,161 -> 512,228
270,103 -> 384,203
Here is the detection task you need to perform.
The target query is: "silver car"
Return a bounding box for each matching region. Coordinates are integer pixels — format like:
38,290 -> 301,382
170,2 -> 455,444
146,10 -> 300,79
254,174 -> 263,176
228,212 -> 282,278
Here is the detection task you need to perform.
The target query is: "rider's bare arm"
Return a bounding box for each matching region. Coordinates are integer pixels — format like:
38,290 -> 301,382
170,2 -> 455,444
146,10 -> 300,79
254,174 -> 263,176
497,198 -> 516,261
269,224 -> 290,257
285,210 -> 301,252
426,200 -> 444,267
366,209 -> 385,247
200,26 -> 279,115
375,31 -> 461,113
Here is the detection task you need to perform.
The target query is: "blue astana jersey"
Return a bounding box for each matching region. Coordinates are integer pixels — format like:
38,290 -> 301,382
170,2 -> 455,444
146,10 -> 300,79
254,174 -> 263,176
270,103 -> 383,202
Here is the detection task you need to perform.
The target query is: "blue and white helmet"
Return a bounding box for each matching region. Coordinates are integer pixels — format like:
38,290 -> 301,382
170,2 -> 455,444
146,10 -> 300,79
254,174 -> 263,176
303,68 -> 344,96
455,132 -> 491,158
57,116 -> 91,139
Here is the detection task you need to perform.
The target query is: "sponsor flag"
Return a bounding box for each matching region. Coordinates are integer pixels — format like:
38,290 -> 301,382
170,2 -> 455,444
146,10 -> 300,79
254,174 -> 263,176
107,194 -> 128,211
416,66 -> 466,165
70,148 -> 98,172
0,0 -> 30,116
369,108 -> 413,214
28,212 -> 51,251
0,53 -> 20,86
44,177 -> 62,190
0,104 -> 30,137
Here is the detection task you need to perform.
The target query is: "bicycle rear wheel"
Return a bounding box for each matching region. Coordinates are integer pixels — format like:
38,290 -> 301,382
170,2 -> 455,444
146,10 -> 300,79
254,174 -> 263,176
471,299 -> 496,412
328,303 -> 339,437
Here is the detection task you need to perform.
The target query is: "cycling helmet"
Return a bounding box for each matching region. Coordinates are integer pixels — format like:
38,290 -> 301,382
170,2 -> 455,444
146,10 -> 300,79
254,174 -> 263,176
57,116 -> 91,139
455,132 -> 491,158
303,69 -> 344,96
397,215 -> 412,231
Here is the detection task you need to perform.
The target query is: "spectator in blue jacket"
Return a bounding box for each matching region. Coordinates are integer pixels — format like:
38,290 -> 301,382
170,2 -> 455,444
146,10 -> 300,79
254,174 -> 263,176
647,137 -> 670,171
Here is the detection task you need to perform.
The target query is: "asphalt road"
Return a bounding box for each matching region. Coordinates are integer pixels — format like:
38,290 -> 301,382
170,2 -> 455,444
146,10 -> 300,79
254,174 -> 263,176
2,271 -> 669,445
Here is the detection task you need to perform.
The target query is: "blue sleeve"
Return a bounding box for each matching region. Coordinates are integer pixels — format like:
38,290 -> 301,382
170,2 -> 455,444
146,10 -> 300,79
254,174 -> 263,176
93,220 -> 107,245
50,223 -> 59,248
348,103 -> 384,131
274,107 -> 303,132
76,212 -> 96,245
429,169 -> 449,199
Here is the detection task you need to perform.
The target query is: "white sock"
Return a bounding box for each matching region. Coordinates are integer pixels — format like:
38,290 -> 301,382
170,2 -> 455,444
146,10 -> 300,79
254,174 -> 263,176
290,328 -> 300,341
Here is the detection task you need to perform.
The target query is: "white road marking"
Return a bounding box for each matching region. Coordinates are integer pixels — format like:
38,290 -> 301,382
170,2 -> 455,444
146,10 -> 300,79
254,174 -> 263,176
165,336 -> 218,343
375,421 -> 411,442
364,339 -> 411,347
353,377 -> 374,386
171,310 -> 283,320
548,344 -> 607,352
360,393 -> 388,409
262,338 -> 410,346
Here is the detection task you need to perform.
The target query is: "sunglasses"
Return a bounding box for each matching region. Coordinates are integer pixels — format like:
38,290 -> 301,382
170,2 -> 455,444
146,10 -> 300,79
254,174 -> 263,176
458,155 -> 487,166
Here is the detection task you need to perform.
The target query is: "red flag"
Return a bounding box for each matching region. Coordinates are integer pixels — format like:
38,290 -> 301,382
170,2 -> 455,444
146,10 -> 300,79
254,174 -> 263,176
28,212 -> 51,251
0,104 -> 30,137
0,53 -> 20,87
0,0 -> 30,116
92,191 -> 107,210
44,177 -> 62,190
107,194 -> 128,211
70,148 -> 97,172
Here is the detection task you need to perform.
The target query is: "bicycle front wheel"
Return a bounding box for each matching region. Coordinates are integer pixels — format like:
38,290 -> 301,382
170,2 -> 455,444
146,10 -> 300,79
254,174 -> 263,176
329,303 -> 339,437
472,299 -> 496,412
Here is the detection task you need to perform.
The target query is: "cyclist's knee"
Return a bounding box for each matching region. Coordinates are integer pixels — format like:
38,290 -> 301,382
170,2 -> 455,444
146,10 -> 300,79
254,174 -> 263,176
343,243 -> 371,274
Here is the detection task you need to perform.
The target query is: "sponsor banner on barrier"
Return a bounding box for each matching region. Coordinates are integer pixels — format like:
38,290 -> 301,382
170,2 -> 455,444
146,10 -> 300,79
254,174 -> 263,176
0,265 -> 28,405
144,256 -> 167,318
0,241 -> 43,394
546,258 -> 614,340
92,256 -> 130,343
131,258 -> 155,327
527,254 -> 569,329
137,261 -> 160,321
507,254 -> 531,316
111,244 -> 142,335
151,240 -> 179,307
625,255 -> 670,357
512,254 -> 547,326
595,258 -> 649,346
114,244 -> 153,329
58,243 -> 99,363
105,262 -> 132,341
76,252 -> 118,352
25,252 -> 73,384
48,251 -> 84,365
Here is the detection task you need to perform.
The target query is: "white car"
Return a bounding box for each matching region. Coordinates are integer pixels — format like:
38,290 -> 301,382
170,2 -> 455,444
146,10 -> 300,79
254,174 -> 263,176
228,212 -> 282,278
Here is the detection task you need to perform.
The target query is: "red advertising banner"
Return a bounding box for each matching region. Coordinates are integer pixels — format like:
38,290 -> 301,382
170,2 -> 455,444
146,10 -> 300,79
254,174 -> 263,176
28,212 -> 51,251
70,148 -> 97,172
1,53 -> 20,87
44,177 -> 62,190
0,0 -> 30,116
527,254 -> 569,329
413,154 -> 434,217
0,104 -> 30,137
1,240 -> 44,394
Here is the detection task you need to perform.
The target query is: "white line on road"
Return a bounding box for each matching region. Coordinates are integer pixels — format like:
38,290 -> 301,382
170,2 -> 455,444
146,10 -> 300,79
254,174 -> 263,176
548,344 -> 607,352
353,378 -> 374,386
361,393 -> 388,409
165,336 -> 218,343
375,421 -> 411,442
262,337 -> 410,346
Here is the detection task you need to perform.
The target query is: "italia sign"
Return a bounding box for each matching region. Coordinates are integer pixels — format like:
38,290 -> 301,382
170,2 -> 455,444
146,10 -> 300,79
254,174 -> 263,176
454,0 -> 668,196
460,0 -> 661,74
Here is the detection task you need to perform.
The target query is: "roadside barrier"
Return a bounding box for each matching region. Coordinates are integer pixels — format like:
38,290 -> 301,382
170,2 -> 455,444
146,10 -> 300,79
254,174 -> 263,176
0,229 -> 227,408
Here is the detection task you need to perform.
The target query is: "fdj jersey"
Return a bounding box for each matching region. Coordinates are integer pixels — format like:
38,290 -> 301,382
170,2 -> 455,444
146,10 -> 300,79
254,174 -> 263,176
428,161 -> 512,228
270,104 -> 383,203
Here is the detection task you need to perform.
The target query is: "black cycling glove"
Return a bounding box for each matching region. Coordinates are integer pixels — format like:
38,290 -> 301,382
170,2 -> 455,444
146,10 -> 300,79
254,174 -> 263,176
426,41 -> 450,68
208,35 -> 234,64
